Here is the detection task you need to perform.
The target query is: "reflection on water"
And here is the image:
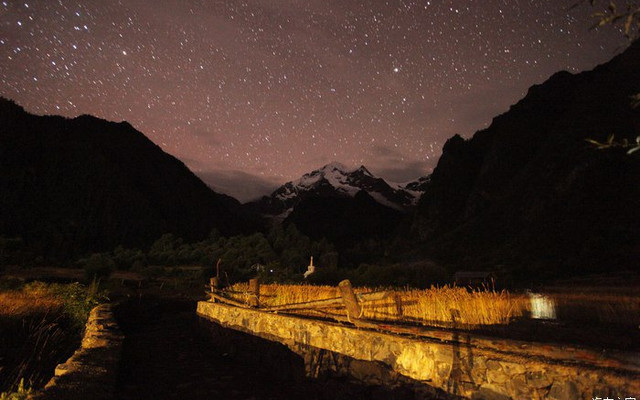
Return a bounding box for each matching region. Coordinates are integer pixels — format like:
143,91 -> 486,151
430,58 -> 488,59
528,292 -> 557,320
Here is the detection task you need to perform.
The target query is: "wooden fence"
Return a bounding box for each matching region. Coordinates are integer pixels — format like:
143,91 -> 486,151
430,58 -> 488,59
206,278 -> 469,336
208,277 -> 396,329
203,278 -> 640,370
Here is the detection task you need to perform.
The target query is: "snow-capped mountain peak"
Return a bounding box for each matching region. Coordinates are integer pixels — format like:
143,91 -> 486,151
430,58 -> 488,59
253,162 -> 430,217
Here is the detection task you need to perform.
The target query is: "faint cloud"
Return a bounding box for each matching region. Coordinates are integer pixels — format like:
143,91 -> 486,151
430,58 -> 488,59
371,144 -> 403,158
368,145 -> 432,183
192,129 -> 221,147
372,161 -> 432,183
196,169 -> 282,203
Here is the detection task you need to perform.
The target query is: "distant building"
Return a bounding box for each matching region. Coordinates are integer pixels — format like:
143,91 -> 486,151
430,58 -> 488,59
453,271 -> 496,288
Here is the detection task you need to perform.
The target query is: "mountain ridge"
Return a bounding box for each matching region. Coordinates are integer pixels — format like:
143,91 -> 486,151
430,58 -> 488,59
409,40 -> 640,279
0,97 -> 258,261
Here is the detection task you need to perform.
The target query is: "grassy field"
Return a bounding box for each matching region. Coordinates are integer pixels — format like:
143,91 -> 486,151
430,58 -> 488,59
0,289 -> 63,317
0,281 -> 102,395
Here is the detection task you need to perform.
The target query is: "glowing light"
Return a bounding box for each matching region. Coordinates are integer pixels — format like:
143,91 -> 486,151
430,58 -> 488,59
528,292 -> 556,320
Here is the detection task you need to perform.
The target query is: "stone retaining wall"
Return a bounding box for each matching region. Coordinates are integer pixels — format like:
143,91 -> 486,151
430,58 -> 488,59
197,301 -> 640,400
30,304 -> 124,400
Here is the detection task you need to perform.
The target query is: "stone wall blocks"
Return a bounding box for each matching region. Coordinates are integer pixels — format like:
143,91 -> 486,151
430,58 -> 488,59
486,368 -> 509,384
505,374 -> 530,399
498,361 -> 526,376
433,347 -> 454,363
470,365 -> 487,384
547,380 -> 579,400
485,360 -> 503,371
349,359 -> 397,386
471,355 -> 487,369
473,384 -> 512,400
524,370 -> 553,389
458,381 -> 480,398
31,304 -> 123,400
197,302 -> 640,400
436,361 -> 452,378
396,345 -> 436,381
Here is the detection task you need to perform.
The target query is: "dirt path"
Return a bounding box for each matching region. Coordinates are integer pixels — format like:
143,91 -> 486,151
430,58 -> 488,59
114,295 -> 420,400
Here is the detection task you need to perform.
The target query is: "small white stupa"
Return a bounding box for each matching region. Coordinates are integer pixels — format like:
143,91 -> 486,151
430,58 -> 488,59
303,256 -> 315,279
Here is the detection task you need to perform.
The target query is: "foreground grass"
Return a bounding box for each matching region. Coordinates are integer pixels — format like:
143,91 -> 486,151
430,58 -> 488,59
0,290 -> 63,317
0,281 -> 106,395
226,283 -> 528,328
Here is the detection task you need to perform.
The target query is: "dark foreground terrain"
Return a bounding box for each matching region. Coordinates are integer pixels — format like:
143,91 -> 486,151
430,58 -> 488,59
114,295 -> 426,400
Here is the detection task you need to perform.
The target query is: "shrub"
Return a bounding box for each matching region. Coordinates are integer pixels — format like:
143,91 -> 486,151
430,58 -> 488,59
0,378 -> 31,400
81,253 -> 115,281
22,281 -> 107,328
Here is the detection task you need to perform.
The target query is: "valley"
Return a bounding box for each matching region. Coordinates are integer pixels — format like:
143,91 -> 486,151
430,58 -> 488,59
0,12 -> 639,400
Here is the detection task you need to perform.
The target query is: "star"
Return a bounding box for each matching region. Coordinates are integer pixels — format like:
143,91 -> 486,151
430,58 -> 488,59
0,0 -> 628,201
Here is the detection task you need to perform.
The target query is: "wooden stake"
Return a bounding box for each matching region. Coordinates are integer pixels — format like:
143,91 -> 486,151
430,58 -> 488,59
248,278 -> 260,307
210,277 -> 220,291
394,292 -> 404,320
338,279 -> 361,321
209,277 -> 220,302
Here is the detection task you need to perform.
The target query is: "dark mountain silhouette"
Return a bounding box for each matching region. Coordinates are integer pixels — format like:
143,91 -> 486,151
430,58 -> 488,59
246,162 -> 423,266
0,98 -> 257,261
411,40 -> 640,280
285,190 -> 404,266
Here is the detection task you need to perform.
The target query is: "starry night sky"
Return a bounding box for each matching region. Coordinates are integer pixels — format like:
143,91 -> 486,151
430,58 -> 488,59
0,0 -> 628,201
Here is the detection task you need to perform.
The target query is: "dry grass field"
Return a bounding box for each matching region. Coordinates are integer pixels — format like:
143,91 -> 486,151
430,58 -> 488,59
224,282 -> 640,329
0,282 -> 99,395
0,288 -> 63,317
225,283 -> 530,328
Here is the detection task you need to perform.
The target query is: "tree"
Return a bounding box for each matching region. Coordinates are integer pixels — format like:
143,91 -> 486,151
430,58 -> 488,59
573,0 -> 640,38
575,1 -> 640,154
81,253 -> 115,280
149,233 -> 183,265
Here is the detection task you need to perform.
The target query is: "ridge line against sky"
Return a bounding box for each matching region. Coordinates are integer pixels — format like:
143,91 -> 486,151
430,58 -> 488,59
0,0 -> 628,201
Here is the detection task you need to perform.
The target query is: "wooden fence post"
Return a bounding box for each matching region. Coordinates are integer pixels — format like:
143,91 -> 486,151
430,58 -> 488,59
338,279 -> 362,321
210,277 -> 221,303
210,277 -> 220,292
248,278 -> 260,307
393,292 -> 404,320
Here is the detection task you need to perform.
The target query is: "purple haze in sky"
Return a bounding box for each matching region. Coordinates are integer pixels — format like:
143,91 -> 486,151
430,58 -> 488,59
0,0 -> 627,201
